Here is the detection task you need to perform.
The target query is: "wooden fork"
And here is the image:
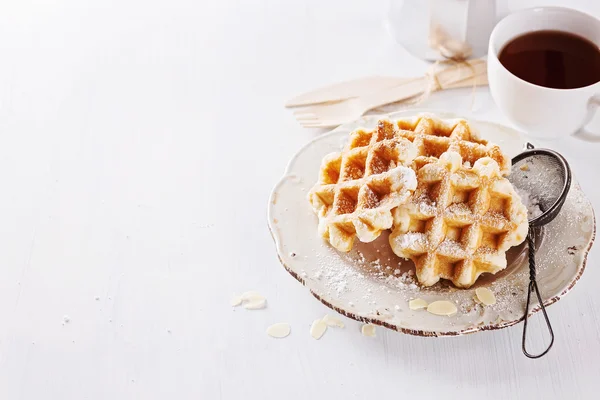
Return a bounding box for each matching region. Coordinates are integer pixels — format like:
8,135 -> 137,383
293,60 -> 487,128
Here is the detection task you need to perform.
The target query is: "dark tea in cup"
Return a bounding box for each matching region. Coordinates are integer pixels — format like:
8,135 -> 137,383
498,30 -> 600,89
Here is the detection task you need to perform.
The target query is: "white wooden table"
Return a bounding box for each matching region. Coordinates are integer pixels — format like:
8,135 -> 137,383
0,1 -> 599,399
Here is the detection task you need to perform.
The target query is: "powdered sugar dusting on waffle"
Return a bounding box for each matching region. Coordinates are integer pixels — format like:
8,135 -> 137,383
378,114 -> 511,176
396,232 -> 424,251
308,125 -> 419,252
389,141 -> 528,288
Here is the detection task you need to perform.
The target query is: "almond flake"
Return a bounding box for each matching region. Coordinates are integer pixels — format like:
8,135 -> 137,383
408,298 -> 428,310
322,314 -> 344,328
475,287 -> 496,306
310,319 -> 327,339
242,298 -> 267,310
266,323 -> 291,338
230,296 -> 243,307
427,300 -> 457,316
520,164 -> 530,171
361,324 -> 376,337
241,291 -> 264,301
237,291 -> 267,310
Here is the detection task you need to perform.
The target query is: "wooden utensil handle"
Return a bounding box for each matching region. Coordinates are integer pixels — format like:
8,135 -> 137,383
362,78 -> 429,110
363,62 -> 487,111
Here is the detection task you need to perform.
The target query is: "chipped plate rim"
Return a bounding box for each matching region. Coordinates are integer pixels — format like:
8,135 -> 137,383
267,110 -> 596,337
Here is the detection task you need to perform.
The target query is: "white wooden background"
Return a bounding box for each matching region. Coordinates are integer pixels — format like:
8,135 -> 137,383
0,1 -> 599,399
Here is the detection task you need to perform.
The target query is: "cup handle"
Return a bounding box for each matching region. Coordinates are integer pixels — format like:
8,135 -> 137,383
573,95 -> 600,142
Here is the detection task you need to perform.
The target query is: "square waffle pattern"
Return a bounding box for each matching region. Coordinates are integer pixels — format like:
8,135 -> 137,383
377,114 -> 510,176
389,151 -> 528,288
308,127 -> 418,252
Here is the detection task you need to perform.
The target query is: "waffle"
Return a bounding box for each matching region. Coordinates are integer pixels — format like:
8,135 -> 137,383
308,127 -> 418,252
377,113 -> 510,177
389,151 -> 528,288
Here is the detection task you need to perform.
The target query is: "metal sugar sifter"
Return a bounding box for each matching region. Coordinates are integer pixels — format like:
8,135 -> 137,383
508,143 -> 572,359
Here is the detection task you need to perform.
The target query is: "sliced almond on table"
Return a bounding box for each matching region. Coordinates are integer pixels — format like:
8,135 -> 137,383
310,319 -> 328,339
408,298 -> 428,310
475,287 -> 496,306
322,314 -> 345,328
361,324 -> 376,337
230,291 -> 267,310
230,296 -> 243,307
241,291 -> 265,301
427,300 -> 458,316
266,323 -> 291,338
243,299 -> 267,310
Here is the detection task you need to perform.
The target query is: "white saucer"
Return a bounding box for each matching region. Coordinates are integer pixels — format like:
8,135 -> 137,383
268,111 -> 596,336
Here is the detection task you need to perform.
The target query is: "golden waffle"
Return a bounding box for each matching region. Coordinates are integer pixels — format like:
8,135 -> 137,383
389,151 -> 528,288
308,127 -> 418,252
377,113 -> 510,176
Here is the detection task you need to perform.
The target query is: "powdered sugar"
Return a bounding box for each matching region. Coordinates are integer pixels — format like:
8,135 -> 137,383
314,234 -> 423,302
384,269 -> 420,292
437,239 -> 463,255
318,254 -> 357,296
400,166 -> 418,190
397,232 -> 423,249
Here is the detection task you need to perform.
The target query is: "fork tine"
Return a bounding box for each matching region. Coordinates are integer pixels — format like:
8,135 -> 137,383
294,114 -> 320,121
301,123 -> 339,129
291,100 -> 345,115
300,119 -> 344,128
296,111 -> 344,121
292,108 -> 317,117
298,120 -> 320,126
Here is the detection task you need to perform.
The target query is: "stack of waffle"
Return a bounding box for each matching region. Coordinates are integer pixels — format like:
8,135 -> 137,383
308,113 -> 528,288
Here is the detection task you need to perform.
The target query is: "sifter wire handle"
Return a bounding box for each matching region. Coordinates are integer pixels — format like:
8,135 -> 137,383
522,233 -> 555,359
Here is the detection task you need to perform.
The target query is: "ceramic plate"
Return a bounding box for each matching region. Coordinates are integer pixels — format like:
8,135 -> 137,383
268,111 -> 596,336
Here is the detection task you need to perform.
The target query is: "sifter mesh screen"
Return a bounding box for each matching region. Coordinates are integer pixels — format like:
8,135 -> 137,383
508,148 -> 571,228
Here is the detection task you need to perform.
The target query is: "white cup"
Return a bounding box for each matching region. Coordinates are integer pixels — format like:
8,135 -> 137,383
488,7 -> 600,141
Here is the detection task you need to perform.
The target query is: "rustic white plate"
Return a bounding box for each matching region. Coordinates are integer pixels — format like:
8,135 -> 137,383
268,111 -> 595,336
